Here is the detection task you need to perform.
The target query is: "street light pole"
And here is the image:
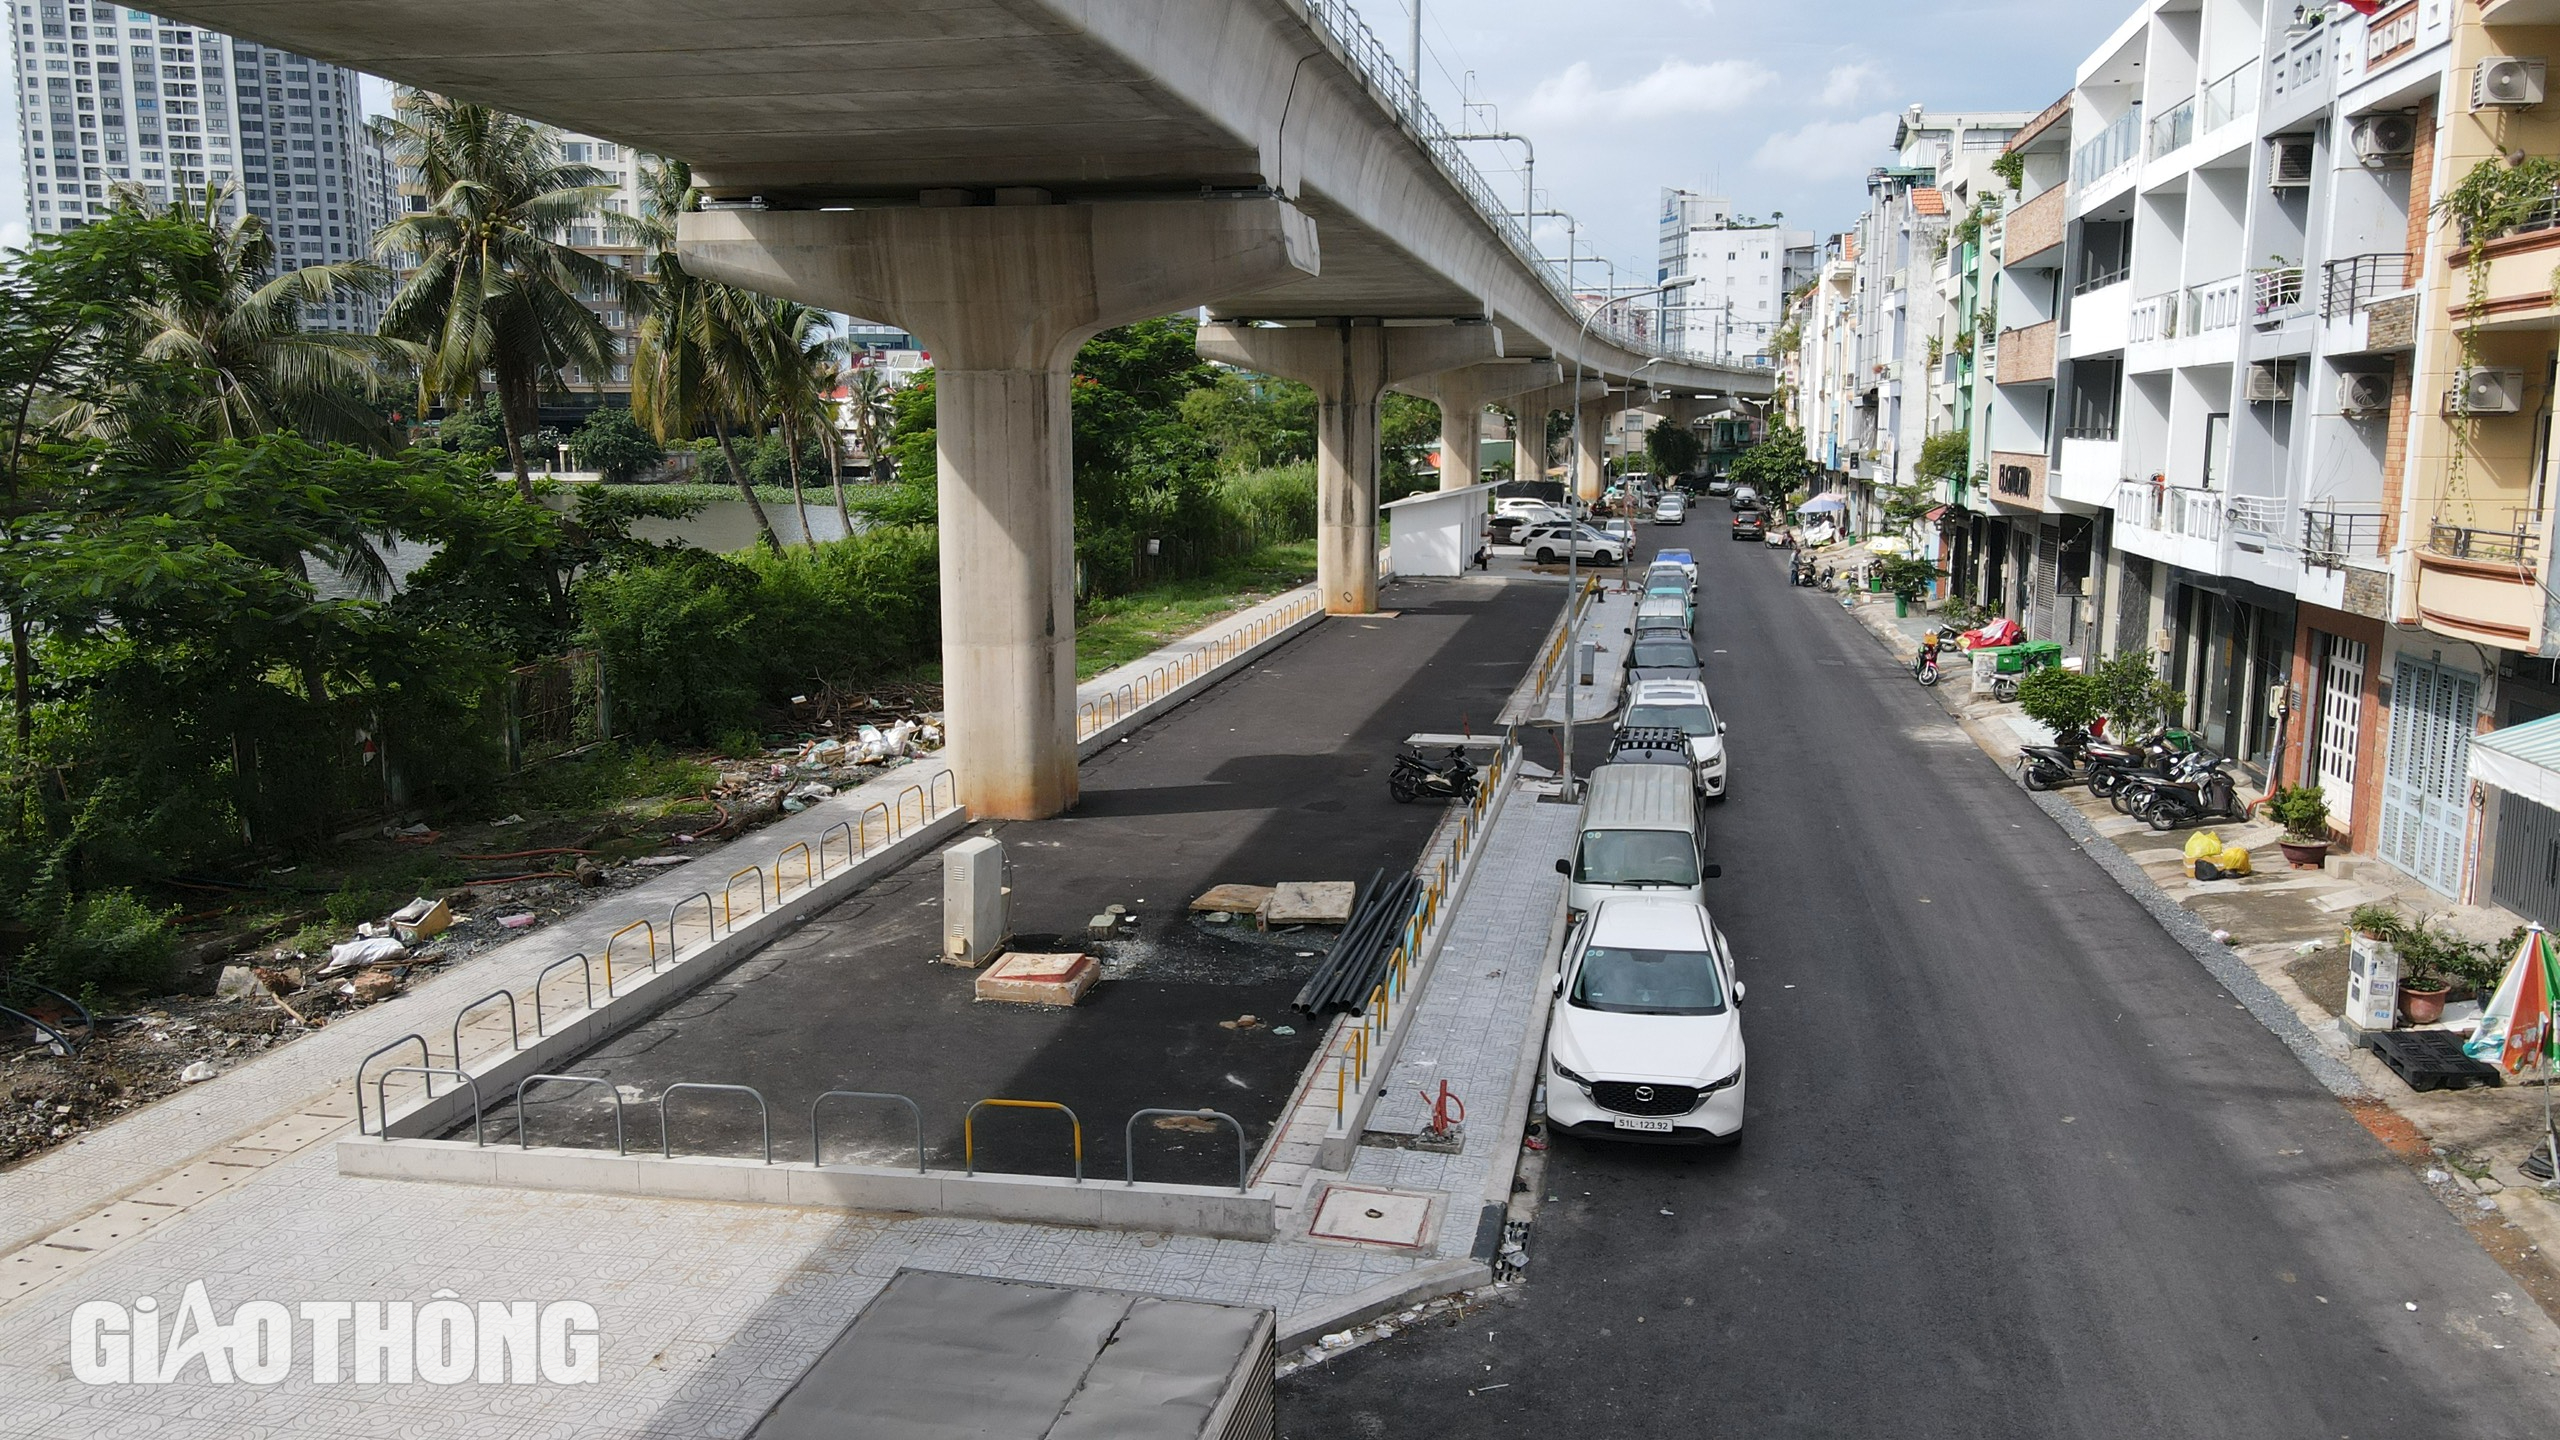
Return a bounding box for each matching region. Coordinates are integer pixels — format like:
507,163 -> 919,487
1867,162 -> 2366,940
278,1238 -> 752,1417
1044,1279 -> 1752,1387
1561,276 -> 1698,797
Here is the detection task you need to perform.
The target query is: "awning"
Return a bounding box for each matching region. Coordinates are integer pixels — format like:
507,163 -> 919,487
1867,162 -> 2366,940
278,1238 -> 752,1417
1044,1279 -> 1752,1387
1799,494 -> 1849,513
2469,711 -> 2560,812
1923,504 -> 1949,521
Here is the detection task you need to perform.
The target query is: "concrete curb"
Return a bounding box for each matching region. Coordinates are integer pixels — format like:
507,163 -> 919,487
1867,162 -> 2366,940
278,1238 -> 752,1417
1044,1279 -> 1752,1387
337,1138 -> 1277,1241
1831,600 -> 2373,1100
1482,879 -> 1571,1218
1275,1257 -> 1493,1352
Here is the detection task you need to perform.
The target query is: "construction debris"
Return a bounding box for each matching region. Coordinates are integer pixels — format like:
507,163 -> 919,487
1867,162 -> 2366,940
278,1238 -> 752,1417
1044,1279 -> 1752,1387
1191,884 -> 1277,916
974,952 -> 1098,1007
1265,881 -> 1359,926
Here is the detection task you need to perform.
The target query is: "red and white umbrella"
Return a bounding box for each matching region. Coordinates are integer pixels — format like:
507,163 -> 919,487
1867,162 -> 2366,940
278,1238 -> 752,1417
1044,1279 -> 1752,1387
2467,925 -> 2560,1177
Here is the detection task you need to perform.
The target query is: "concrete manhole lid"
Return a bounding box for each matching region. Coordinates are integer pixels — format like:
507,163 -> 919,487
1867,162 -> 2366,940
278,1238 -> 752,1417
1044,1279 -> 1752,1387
1308,1184 -> 1435,1248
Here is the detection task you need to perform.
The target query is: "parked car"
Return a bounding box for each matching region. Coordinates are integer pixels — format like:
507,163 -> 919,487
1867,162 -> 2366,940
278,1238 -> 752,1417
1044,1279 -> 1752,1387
1544,895 -> 1744,1145
1597,516 -> 1637,549
1497,498 -> 1571,528
1520,522 -> 1623,566
1705,476 -> 1733,496
1653,494 -> 1687,526
1620,677 -> 1727,798
1730,509 -> 1766,541
1632,596 -> 1691,639
1729,485 -> 1762,511
1642,575 -> 1694,627
1624,636 -> 1704,685
1645,560 -> 1693,593
1488,513 -> 1530,545
1655,548 -> 1698,586
1604,725 -> 1705,790
1559,763 -> 1706,920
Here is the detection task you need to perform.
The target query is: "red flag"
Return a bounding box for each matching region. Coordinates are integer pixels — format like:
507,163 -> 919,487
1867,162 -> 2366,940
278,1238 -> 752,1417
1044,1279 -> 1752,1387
2337,0 -> 2384,14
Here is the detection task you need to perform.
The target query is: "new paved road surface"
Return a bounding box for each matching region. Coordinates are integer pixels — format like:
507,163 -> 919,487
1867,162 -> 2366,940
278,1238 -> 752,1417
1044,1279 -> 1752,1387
1280,519 -> 2560,1438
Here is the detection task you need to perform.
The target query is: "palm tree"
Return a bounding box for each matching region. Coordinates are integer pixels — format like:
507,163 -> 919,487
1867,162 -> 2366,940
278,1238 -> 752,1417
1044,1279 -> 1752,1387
844,363 -> 898,485
375,92 -> 623,501
626,158 -> 782,552
752,299 -> 844,548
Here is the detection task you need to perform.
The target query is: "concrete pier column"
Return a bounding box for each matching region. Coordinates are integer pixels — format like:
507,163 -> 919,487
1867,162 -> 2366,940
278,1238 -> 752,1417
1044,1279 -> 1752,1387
1509,378 -> 1604,494
1408,359 -> 1559,491
1575,396 -> 1613,503
678,199 -> 1316,819
1198,321 -> 1500,614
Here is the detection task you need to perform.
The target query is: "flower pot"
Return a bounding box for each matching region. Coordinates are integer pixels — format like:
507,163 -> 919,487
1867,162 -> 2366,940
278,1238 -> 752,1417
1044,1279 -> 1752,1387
2277,839 -> 2329,870
2400,983 -> 2450,1026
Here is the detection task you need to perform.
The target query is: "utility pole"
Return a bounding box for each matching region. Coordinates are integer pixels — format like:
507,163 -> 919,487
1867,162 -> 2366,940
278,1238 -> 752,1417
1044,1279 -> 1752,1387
1409,1 -> 1422,99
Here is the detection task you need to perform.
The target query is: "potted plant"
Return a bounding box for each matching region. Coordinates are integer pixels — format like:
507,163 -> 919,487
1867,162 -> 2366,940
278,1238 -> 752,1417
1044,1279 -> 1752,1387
2392,921 -> 2456,1026
2267,784 -> 2331,869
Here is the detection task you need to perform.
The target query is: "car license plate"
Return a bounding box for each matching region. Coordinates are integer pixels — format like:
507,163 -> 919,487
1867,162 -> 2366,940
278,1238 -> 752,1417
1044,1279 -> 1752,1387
1612,1116 -> 1674,1133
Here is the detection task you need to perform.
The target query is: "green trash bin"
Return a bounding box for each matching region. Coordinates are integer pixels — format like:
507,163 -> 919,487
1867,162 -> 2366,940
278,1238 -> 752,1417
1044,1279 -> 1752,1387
1895,595 -> 1910,618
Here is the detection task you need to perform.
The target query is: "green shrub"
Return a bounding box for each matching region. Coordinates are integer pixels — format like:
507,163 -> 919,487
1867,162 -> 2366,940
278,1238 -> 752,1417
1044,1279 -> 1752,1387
577,550 -> 764,744
38,889 -> 179,990
570,406 -> 663,483
2015,667 -> 2103,734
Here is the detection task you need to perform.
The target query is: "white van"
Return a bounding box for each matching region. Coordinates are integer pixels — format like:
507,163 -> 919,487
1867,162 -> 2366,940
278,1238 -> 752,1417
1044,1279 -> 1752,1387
1556,763 -> 1709,923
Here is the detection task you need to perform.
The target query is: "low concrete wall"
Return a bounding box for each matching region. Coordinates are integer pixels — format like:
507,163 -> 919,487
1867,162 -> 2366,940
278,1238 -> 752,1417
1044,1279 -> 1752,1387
363,807 -> 971,1144
337,1139 -> 1277,1241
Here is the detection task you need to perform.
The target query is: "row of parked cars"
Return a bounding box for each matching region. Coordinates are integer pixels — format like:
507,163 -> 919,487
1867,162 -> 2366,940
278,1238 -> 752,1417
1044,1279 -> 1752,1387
1543,548 -> 1745,1147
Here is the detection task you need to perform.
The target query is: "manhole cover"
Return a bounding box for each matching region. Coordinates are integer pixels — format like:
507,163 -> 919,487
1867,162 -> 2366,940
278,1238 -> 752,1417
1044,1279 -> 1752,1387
1308,1184 -> 1434,1248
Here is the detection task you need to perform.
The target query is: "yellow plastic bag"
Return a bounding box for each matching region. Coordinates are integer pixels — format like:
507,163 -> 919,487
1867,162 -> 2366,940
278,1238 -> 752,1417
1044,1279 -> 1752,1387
2183,830 -> 2224,863
2216,844 -> 2252,876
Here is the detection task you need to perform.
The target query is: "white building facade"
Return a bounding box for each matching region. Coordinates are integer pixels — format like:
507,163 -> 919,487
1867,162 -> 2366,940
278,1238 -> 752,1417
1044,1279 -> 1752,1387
1656,188 -> 1814,367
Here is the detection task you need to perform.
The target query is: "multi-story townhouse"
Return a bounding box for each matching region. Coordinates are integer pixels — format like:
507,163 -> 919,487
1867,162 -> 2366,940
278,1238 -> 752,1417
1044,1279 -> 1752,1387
9,2 -> 384,331
2383,0 -> 2560,922
1656,188 -> 1817,367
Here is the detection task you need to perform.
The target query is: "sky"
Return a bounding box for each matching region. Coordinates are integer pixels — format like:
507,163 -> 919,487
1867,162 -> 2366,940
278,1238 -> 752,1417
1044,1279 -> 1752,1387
4,2 -> 2127,273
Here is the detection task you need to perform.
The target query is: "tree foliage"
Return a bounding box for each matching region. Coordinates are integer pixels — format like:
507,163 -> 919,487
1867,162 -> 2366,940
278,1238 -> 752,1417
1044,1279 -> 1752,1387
1645,420 -> 1705,478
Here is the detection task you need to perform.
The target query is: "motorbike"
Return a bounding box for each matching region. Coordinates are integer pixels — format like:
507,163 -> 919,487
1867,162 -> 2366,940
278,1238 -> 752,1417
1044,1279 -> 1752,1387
2098,729 -> 2199,812
1389,746 -> 1480,804
1790,555 -> 1821,587
2132,750 -> 2246,832
1910,629 -> 1947,687
2016,727 -> 2093,791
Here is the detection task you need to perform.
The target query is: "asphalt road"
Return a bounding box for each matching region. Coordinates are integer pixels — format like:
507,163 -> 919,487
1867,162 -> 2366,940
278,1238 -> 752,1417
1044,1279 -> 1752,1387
1280,515 -> 2560,1438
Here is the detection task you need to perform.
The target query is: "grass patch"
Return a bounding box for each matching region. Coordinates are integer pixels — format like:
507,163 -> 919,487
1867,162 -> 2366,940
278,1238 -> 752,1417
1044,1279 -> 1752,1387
586,480 -> 910,511
1074,541 -> 1317,680
496,745 -> 720,814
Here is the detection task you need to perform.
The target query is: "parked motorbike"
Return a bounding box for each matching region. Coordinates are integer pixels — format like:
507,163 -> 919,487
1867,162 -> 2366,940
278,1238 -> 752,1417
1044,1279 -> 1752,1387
1790,555 -> 1821,588
2133,750 -> 2246,832
1389,747 -> 1480,804
2099,729 -> 2199,812
2016,727 -> 2093,791
1910,629 -> 1947,686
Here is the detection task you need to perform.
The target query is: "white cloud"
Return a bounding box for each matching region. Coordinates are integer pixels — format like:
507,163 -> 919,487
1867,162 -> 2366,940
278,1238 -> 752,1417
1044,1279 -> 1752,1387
1752,111 -> 1902,180
1,221 -> 26,253
1520,57 -> 1777,127
1820,62 -> 1887,109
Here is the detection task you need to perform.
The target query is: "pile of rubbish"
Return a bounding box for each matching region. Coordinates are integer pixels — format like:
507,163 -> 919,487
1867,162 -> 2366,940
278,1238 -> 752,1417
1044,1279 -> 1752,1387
724,717 -> 945,817
1293,870 -> 1423,1015
1956,617 -> 2025,651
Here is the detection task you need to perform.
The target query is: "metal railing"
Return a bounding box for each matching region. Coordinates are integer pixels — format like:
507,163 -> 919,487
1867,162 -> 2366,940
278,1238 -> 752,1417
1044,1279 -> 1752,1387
659,1081 -> 771,1163
811,1090 -> 926,1172
1125,1108 -> 1248,1193
2073,260 -> 2130,297
513,1073 -> 625,1154
2147,97 -> 2195,159
2252,267 -> 2306,320
2187,276 -> 2245,334
2302,505 -> 2386,571
2429,519 -> 2543,568
1297,0 -> 1754,368
2226,494 -> 2288,539
2322,253 -> 2408,319
965,1098 -> 1083,1181
2070,104 -> 2143,190
2114,481 -> 2225,542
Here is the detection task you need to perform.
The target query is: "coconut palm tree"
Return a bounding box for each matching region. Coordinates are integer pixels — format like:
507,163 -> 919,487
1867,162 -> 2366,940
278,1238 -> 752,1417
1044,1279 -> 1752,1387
844,363 -> 898,484
626,157 -> 782,552
375,91 -> 623,501
752,299 -> 845,548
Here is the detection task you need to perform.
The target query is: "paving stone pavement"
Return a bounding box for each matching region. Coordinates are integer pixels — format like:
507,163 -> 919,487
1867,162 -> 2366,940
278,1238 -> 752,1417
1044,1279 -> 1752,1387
0,581 -> 1591,1436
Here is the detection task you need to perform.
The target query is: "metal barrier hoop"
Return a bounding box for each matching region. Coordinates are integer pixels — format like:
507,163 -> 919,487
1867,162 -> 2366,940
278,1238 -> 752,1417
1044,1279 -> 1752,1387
778,841 -> 813,897
532,953 -> 594,1036
894,785 -> 925,836
723,867 -> 767,928
375,1066 -> 484,1146
860,802 -> 891,856
451,989 -> 521,1068
810,1090 -> 927,1172
1124,1108 -> 1248,1193
604,920 -> 656,989
354,1033 -> 431,1136
668,891 -> 717,954
658,1082 -> 772,1163
513,1073 -> 626,1155
963,1098 -> 1084,1182
818,820 -> 855,874
929,770 -> 956,816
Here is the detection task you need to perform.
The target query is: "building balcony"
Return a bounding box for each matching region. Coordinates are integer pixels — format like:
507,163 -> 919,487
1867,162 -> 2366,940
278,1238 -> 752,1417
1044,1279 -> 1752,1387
1990,451 -> 2047,510
2414,520 -> 2547,648
2481,0 -> 2560,25
2252,267 -> 2308,324
2005,185 -> 2066,267
1996,320 -> 2056,385
2447,222 -> 2560,330
2112,479 -> 2226,573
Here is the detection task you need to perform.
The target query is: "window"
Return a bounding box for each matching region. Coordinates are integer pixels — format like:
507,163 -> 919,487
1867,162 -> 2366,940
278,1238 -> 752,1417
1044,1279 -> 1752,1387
2202,413 -> 2228,489
1573,830 -> 1702,888
1570,943 -> 1726,1016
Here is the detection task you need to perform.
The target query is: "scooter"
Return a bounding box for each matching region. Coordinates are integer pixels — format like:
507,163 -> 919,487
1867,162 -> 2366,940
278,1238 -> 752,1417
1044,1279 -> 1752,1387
1910,629 -> 1946,686
1389,747 -> 1480,804
1790,555 -> 1821,587
2101,729 -> 2199,812
2133,750 -> 2246,832
2016,727 -> 2093,791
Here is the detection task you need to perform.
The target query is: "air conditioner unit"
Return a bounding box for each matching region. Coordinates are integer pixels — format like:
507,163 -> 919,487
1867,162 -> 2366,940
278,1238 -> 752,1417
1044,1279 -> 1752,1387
2339,370 -> 2393,416
2245,360 -> 2297,404
2349,114 -> 2417,165
2473,57 -> 2547,110
2450,367 -> 2527,416
942,836 -> 1011,967
2266,137 -> 2316,190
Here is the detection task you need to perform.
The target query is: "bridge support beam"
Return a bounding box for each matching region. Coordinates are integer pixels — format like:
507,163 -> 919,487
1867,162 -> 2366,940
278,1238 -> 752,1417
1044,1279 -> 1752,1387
1574,396 -> 1613,503
1511,379 -> 1606,491
1406,359 -> 1559,491
1197,321 -> 1500,614
678,199 -> 1316,820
